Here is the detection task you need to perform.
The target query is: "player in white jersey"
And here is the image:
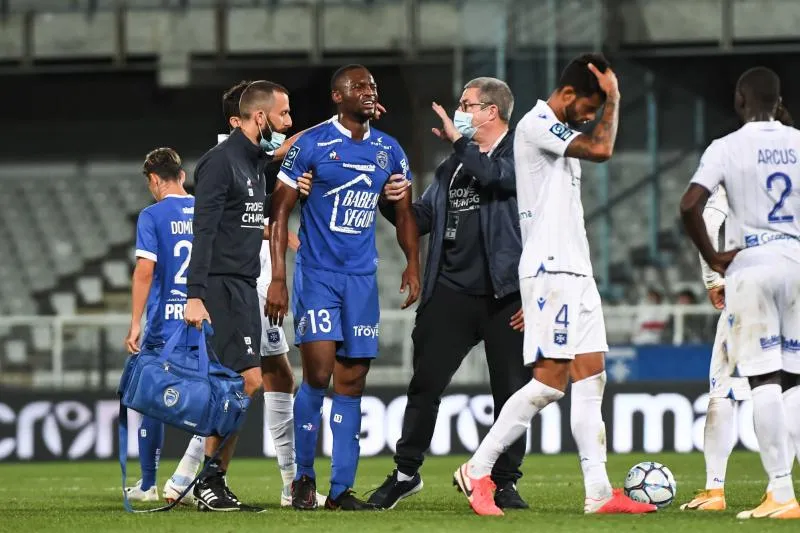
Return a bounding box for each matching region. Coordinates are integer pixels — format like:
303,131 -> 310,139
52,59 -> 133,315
453,53 -> 655,517
681,67 -> 800,520
680,184 -> 751,511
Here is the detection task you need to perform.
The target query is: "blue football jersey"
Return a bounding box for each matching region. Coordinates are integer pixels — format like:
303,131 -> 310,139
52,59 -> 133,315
277,118 -> 412,274
135,194 -> 195,346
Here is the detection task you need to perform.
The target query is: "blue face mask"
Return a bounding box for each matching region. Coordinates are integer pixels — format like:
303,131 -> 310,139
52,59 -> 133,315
258,116 -> 286,153
453,110 -> 477,139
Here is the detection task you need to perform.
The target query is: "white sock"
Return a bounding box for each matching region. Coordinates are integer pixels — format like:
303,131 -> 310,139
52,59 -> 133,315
397,471 -> 414,482
751,384 -> 794,503
265,391 -> 296,488
173,434 -> 205,480
469,379 -> 564,478
703,397 -> 736,490
782,384 -> 800,472
571,372 -> 612,500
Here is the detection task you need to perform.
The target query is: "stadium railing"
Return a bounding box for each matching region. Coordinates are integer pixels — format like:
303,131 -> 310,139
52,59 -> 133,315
0,303 -> 719,391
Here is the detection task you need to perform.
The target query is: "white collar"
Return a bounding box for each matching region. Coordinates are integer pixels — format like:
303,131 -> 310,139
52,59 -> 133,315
331,116 -> 371,140
164,194 -> 193,199
486,130 -> 508,156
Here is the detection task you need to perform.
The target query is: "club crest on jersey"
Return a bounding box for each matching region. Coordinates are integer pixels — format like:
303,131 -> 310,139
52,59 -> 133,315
376,151 -> 389,169
549,123 -> 574,141
267,330 -> 280,344
554,330 -> 568,346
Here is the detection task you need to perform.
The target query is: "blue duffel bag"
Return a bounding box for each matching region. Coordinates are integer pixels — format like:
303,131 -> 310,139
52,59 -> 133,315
117,322 -> 250,512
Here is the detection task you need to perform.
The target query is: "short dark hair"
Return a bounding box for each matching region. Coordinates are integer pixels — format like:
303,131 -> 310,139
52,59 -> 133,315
331,64 -> 368,91
239,80 -> 289,119
142,147 -> 182,181
222,80 -> 250,122
558,53 -> 610,99
737,67 -> 781,112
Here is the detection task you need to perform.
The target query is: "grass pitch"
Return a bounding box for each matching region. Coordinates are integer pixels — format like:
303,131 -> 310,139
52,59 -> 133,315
2,452 -> 798,532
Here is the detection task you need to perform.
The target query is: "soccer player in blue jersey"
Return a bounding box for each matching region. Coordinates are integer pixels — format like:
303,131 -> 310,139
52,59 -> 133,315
124,147 -> 194,502
267,64 -> 420,511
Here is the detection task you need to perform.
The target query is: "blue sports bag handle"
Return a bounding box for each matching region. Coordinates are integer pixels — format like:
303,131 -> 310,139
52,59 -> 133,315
156,321 -> 213,376
119,321 -> 232,513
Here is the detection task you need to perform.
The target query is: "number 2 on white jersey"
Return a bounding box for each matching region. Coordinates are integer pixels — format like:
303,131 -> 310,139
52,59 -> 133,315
766,172 -> 795,223
173,240 -> 192,284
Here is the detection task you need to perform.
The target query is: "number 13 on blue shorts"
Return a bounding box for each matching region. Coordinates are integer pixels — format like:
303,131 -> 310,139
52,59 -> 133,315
292,264 -> 381,359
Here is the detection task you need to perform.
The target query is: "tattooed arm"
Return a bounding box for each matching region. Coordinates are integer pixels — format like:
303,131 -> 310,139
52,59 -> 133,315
565,64 -> 620,163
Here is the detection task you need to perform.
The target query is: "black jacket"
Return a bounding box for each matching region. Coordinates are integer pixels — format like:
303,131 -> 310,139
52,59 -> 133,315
187,129 -> 271,300
381,130 -> 522,310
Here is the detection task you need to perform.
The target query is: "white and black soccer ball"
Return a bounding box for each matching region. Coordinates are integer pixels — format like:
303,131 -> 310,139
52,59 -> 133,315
624,461 -> 676,508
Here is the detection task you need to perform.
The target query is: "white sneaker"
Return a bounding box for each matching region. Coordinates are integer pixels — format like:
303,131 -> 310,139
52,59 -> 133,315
125,479 -> 159,502
163,475 -> 196,505
279,484 -> 327,508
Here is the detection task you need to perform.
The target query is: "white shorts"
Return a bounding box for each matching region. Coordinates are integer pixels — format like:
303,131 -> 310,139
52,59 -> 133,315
257,241 -> 289,358
725,247 -> 800,377
709,312 -> 750,400
520,272 -> 608,365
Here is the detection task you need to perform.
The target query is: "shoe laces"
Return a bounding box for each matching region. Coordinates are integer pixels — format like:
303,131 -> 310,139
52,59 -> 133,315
363,471 -> 397,498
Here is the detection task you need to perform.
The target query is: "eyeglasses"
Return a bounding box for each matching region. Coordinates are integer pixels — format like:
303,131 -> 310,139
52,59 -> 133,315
457,101 -> 491,112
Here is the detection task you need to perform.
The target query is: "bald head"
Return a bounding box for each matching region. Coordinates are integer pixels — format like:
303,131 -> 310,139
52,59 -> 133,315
736,67 -> 781,117
239,80 -> 289,119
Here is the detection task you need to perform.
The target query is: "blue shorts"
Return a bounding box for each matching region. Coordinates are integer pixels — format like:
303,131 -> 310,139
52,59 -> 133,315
292,264 -> 380,358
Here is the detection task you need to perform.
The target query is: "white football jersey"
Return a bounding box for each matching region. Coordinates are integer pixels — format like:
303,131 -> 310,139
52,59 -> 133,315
691,121 -> 800,252
514,100 -> 592,278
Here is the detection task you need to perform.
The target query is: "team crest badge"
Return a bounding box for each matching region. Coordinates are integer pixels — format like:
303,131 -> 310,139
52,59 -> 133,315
376,151 -> 388,169
163,388 -> 179,407
268,330 -> 280,344
554,329 -> 568,346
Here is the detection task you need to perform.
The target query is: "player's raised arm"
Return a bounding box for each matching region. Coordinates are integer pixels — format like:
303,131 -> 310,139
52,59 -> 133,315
563,64 -> 620,162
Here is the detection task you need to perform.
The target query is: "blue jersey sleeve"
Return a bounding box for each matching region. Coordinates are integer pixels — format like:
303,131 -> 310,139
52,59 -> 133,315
277,134 -> 315,189
390,140 -> 412,182
135,210 -> 158,262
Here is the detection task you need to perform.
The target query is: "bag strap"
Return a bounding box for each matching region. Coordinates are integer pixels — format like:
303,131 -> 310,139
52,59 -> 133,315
158,322 -> 215,376
118,399 -> 233,513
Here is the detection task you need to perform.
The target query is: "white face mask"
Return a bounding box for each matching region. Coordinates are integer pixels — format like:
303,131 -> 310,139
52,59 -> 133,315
258,114 -> 286,152
453,109 -> 489,139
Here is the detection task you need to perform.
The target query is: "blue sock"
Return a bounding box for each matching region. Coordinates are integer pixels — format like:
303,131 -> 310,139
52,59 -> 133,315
329,393 -> 362,500
294,381 -> 325,481
138,416 -> 164,490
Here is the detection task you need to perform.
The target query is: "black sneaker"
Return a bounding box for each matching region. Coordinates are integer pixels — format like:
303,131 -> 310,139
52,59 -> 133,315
494,481 -> 529,509
325,489 -> 381,511
222,476 -> 265,513
194,475 -> 241,512
292,474 -> 319,510
366,470 -> 424,509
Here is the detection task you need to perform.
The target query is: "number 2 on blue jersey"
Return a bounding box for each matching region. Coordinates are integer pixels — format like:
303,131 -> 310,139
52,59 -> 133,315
555,304 -> 569,327
766,172 -> 795,223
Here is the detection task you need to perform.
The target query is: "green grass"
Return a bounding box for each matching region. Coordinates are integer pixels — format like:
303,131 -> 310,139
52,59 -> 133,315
1,452 -> 798,532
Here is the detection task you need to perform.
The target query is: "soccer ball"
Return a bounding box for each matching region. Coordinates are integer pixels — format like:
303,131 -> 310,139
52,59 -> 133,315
623,461 -> 677,508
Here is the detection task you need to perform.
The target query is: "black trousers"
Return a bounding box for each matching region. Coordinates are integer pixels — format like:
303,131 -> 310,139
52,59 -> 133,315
394,282 -> 528,486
